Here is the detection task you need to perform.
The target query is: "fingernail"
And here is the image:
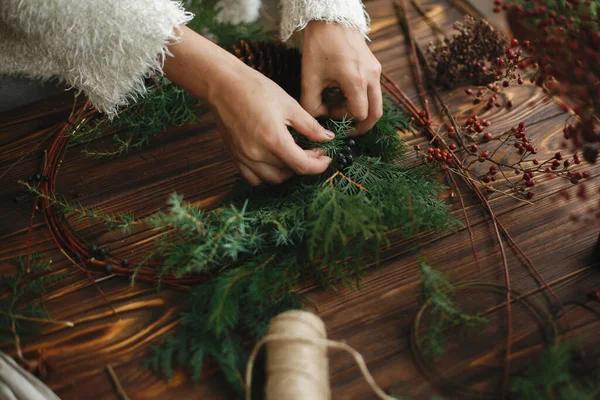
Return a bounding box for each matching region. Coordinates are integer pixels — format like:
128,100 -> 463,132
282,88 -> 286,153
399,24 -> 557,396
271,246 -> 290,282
324,130 -> 335,139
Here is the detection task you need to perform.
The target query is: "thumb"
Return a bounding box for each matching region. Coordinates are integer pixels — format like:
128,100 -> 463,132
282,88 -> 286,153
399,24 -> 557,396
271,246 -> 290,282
288,105 -> 335,142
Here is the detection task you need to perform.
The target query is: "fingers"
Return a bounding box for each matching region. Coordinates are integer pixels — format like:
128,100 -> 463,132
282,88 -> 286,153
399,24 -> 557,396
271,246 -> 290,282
238,163 -> 262,186
351,82 -> 384,135
301,75 -> 329,118
288,105 -> 335,142
273,134 -> 332,175
339,73 -> 369,123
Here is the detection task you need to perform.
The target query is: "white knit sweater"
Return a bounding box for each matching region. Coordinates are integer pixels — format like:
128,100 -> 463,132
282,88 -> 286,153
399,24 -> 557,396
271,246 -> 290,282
0,0 -> 369,116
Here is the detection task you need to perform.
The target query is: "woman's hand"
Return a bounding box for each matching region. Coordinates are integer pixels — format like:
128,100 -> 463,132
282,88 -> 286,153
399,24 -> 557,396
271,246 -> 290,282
301,21 -> 383,135
164,26 -> 333,185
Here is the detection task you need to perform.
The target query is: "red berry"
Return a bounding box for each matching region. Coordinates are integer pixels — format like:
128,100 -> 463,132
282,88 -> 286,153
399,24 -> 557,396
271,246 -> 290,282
582,172 -> 590,179
503,80 -> 510,87
484,132 -> 493,141
532,159 -> 539,165
482,151 -> 490,158
526,180 -> 535,187
482,176 -> 491,183
589,290 -> 600,300
510,38 -> 519,47
449,143 -> 457,150
526,191 -> 534,199
470,144 -> 478,152
570,177 -> 579,184
564,160 -> 571,167
506,100 -> 513,108
427,155 -> 433,161
465,88 -> 473,95
554,152 -> 563,160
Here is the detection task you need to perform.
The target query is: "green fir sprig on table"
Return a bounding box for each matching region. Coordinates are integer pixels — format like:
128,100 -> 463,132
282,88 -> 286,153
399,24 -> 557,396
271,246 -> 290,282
419,260 -> 487,356
68,76 -> 198,158
511,341 -> 600,400
19,182 -> 139,233
0,255 -> 72,364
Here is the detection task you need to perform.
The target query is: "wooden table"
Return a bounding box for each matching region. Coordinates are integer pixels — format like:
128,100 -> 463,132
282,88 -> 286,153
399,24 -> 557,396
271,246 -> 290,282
1,0 -> 599,399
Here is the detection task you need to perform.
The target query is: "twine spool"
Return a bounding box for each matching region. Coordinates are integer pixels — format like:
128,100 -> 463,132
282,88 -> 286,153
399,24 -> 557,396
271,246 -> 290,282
245,310 -> 395,400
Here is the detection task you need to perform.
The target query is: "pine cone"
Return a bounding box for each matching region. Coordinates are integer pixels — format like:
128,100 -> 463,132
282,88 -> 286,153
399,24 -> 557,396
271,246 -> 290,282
228,40 -> 302,100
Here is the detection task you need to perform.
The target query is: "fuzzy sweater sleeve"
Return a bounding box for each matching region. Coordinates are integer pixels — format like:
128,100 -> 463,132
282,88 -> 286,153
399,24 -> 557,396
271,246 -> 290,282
0,0 -> 192,116
279,0 -> 370,41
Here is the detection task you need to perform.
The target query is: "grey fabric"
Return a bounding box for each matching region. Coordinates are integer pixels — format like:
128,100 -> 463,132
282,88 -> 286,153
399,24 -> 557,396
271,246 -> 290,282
0,353 -> 60,400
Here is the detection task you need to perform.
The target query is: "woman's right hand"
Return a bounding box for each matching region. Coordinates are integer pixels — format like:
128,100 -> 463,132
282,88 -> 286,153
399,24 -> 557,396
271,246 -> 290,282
163,26 -> 333,185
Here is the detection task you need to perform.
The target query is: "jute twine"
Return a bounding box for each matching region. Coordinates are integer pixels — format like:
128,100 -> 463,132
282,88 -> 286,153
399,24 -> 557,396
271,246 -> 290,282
245,310 -> 396,400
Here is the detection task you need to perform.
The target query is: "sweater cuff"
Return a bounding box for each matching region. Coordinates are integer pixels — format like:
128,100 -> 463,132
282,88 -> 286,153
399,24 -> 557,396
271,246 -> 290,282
88,4 -> 193,116
279,0 -> 370,42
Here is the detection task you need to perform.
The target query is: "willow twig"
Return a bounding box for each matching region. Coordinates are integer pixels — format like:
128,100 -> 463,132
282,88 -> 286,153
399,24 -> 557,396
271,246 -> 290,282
395,0 -> 431,123
106,364 -> 131,400
445,170 -> 481,271
0,311 -> 74,327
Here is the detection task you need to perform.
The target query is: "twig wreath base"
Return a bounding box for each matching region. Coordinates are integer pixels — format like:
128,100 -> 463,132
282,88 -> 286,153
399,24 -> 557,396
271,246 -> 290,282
411,281 -> 559,399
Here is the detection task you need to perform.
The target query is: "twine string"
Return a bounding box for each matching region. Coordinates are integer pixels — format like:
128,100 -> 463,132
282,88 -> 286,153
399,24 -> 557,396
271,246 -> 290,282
245,334 -> 396,400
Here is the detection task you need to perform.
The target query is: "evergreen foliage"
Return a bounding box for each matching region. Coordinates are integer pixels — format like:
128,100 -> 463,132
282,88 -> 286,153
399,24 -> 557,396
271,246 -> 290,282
0,255 -> 68,344
511,342 -> 600,400
19,182 -> 138,233
142,105 -> 457,391
69,76 -> 198,158
419,260 -> 487,356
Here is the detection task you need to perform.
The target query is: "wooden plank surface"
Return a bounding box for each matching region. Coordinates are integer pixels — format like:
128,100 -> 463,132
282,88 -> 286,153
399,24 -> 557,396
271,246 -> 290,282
1,0 -> 599,399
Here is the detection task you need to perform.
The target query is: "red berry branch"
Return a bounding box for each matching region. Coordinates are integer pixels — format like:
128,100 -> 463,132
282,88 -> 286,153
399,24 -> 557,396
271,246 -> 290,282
390,2 -> 576,397
496,0 -> 600,163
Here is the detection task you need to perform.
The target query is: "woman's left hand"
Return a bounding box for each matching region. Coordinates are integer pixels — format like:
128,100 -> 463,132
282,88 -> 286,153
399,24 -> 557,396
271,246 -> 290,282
301,21 -> 383,135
